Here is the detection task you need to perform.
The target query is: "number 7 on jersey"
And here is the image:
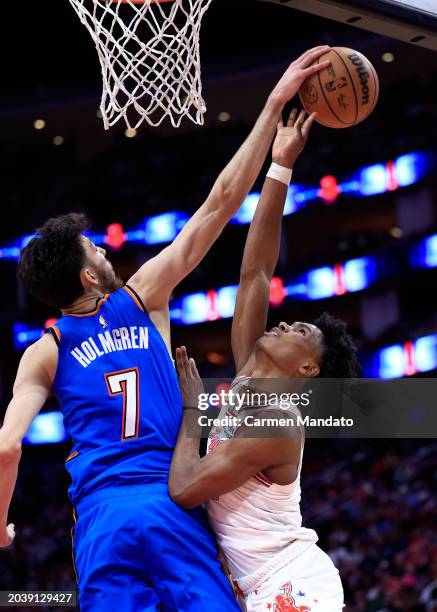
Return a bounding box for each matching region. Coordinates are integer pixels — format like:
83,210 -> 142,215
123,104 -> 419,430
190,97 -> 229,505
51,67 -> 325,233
105,368 -> 140,440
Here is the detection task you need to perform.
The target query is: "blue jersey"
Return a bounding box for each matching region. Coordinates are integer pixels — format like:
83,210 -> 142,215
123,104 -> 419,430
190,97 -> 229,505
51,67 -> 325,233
48,285 -> 182,505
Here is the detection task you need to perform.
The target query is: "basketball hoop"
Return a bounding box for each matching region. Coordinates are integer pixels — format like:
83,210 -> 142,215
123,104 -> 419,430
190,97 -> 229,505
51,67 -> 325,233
67,0 -> 213,129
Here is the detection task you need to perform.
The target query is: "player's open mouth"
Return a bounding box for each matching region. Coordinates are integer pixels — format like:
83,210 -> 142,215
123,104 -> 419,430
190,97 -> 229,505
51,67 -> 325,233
265,327 -> 281,337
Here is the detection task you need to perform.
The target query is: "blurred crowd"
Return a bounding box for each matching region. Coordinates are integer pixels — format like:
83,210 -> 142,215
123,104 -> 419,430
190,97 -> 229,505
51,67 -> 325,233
0,440 -> 435,612
303,440 -> 437,611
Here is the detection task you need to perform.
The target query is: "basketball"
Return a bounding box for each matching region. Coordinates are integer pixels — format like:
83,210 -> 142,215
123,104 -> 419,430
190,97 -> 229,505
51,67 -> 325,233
299,46 -> 379,129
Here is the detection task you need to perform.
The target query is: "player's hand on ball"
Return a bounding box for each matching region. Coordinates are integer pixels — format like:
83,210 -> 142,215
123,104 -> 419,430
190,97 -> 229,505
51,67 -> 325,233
0,523 -> 15,548
272,46 -> 331,105
175,347 -> 204,409
272,108 -> 317,168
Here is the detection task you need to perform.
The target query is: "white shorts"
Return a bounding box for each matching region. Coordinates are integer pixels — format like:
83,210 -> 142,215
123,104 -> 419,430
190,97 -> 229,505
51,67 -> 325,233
239,545 -> 344,612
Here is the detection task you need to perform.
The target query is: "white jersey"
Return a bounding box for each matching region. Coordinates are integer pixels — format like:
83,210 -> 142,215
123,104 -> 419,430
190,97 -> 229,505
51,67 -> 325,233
206,375 -> 318,585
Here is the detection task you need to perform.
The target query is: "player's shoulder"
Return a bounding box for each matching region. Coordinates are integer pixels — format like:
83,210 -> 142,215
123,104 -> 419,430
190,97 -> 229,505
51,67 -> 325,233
28,332 -> 57,353
22,333 -> 58,367
230,373 -> 252,392
97,284 -> 149,319
15,334 -> 58,390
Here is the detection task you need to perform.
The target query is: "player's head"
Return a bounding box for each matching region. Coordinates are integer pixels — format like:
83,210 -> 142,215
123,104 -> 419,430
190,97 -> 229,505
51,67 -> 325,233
17,213 -> 122,309
255,311 -> 360,378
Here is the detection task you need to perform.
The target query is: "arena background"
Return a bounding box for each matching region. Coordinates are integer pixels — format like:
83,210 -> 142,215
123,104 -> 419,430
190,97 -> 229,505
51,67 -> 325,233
0,1 -> 436,610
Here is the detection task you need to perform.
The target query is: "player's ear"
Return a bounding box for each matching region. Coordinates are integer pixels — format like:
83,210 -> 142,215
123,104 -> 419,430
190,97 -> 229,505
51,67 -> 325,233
298,360 -> 319,378
80,267 -> 98,290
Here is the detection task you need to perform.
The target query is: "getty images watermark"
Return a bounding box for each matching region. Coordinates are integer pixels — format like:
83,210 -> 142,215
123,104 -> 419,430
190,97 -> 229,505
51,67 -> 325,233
187,378 -> 437,439
196,386 -> 353,430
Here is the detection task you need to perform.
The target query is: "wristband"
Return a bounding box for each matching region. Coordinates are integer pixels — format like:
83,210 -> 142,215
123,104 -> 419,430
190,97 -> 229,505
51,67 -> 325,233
266,162 -> 293,185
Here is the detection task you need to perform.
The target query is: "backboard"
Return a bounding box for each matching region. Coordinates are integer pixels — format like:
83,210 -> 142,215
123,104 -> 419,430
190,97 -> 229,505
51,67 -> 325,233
261,0 -> 437,51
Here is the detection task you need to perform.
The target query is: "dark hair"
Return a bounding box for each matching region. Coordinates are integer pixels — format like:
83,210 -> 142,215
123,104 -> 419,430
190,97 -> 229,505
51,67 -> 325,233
17,213 -> 90,308
313,311 -> 360,378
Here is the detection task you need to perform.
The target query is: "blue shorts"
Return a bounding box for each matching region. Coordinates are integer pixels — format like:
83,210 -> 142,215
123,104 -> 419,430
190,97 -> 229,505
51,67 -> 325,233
73,484 -> 239,611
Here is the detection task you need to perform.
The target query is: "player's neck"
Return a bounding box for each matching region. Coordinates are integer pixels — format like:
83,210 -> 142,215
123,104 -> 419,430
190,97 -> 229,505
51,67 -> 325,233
251,351 -> 288,379
251,354 -> 307,393
249,369 -> 305,394
61,290 -> 105,316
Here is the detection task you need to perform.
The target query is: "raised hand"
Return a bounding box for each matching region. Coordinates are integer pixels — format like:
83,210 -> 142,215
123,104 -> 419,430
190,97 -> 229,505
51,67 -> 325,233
272,108 -> 317,168
175,346 -> 204,409
272,46 -> 331,106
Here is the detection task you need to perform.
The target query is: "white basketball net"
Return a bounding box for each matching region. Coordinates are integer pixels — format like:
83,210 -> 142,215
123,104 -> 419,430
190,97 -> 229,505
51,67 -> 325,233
67,0 -> 213,129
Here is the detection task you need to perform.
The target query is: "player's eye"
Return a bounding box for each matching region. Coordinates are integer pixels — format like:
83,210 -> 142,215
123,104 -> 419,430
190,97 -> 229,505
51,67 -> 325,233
298,327 -> 306,335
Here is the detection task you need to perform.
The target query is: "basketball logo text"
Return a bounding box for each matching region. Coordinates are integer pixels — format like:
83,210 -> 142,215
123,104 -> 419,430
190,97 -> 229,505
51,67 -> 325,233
348,52 -> 370,105
326,77 -> 348,92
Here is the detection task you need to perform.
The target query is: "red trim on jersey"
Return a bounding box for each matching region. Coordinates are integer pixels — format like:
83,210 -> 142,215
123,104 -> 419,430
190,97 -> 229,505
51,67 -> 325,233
257,471 -> 273,484
253,472 -> 272,488
231,579 -> 245,598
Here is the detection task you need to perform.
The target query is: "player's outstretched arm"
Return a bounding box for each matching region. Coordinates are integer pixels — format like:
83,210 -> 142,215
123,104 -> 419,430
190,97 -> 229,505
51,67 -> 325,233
231,109 -> 317,377
168,347 -> 300,509
0,335 -> 57,548
128,47 -> 331,313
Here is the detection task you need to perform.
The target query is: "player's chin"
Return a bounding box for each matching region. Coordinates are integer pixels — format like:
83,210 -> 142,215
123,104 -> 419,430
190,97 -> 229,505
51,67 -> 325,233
255,335 -> 275,352
254,336 -> 266,352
